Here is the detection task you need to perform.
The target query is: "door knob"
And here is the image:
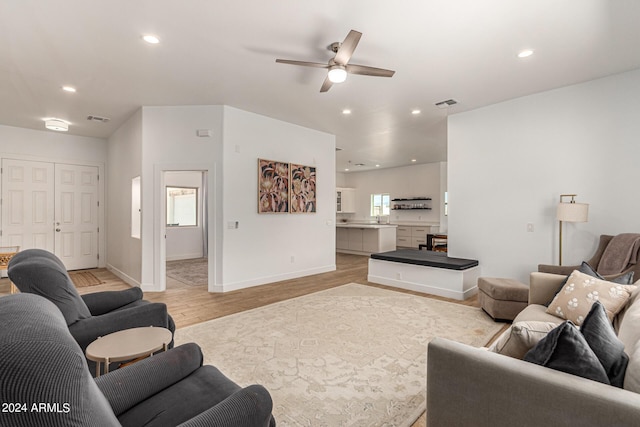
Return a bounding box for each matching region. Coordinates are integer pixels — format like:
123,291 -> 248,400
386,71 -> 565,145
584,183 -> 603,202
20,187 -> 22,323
56,228 -> 61,232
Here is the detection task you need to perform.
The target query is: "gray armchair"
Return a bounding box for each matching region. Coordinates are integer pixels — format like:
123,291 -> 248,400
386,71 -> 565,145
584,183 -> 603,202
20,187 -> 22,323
0,293 -> 275,427
7,248 -> 176,375
539,234 -> 640,281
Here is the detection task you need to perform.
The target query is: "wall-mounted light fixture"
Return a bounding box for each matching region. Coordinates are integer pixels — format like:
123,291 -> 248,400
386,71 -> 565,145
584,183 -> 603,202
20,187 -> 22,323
557,194 -> 589,265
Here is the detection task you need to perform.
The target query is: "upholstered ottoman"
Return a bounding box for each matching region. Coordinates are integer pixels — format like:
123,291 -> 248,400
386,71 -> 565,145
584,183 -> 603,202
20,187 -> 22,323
478,277 -> 529,321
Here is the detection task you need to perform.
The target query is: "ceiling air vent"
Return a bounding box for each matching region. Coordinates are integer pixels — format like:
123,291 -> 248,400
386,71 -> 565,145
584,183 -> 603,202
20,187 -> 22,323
86,115 -> 111,123
336,147 -> 343,151
354,163 -> 365,167
435,99 -> 458,109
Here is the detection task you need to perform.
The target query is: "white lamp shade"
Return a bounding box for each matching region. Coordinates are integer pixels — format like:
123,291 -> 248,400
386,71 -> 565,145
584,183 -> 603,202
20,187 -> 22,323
557,202 -> 589,222
328,66 -> 347,83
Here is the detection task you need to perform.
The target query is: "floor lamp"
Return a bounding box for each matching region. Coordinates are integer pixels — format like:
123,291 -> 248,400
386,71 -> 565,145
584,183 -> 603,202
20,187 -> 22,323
557,194 -> 589,265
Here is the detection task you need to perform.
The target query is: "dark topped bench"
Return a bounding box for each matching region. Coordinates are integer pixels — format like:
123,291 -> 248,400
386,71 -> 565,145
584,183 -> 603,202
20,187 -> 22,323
370,249 -> 478,271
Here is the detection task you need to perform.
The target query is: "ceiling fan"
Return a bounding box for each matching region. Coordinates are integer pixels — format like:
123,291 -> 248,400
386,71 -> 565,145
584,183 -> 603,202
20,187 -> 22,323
276,30 -> 395,92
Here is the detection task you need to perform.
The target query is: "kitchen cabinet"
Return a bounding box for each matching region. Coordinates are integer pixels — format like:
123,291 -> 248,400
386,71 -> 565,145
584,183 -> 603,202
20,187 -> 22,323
411,226 -> 429,248
396,225 -> 435,248
336,227 -> 349,250
396,226 -> 411,248
347,228 -> 364,251
336,224 -> 397,255
336,188 -> 356,213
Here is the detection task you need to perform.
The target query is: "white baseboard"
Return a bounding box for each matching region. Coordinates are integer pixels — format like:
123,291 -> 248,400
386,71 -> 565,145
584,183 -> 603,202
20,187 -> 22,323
166,253 -> 204,262
106,264 -> 141,288
212,264 -> 336,293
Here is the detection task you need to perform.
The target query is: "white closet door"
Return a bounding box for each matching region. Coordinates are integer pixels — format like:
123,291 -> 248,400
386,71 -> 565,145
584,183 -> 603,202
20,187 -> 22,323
54,163 -> 99,270
1,159 -> 55,251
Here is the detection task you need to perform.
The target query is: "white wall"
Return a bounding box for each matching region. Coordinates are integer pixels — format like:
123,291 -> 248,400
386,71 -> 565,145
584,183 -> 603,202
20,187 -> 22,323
221,106 -> 336,291
106,110 -> 143,283
0,124 -> 107,163
448,68 -> 640,283
340,162 -> 445,225
165,171 -> 204,261
141,106 -> 223,291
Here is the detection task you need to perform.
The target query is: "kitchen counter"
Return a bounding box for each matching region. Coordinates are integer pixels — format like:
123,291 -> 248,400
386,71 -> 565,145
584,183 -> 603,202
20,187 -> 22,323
336,223 -> 397,229
336,224 -> 397,255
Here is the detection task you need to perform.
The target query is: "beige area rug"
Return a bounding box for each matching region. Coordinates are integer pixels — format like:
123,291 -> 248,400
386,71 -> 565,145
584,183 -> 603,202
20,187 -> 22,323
175,283 -> 503,426
166,258 -> 207,286
69,271 -> 104,287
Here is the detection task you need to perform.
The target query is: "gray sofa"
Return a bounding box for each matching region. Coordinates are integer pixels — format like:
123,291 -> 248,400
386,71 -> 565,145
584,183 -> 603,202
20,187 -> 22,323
0,293 -> 275,427
427,272 -> 640,427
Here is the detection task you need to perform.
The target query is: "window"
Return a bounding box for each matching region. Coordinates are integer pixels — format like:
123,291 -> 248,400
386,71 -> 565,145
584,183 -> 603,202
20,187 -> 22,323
167,187 -> 198,226
371,193 -> 390,216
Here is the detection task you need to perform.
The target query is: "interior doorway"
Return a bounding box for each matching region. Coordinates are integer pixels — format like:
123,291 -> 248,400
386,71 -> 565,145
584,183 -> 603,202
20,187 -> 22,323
163,171 -> 208,289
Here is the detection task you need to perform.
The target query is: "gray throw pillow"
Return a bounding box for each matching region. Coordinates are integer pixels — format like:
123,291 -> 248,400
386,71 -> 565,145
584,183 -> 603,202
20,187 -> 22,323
524,321 -> 610,385
580,301 -> 629,388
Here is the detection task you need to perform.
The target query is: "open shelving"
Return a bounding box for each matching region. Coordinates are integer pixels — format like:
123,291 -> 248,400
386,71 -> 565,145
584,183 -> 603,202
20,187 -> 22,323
391,197 -> 432,210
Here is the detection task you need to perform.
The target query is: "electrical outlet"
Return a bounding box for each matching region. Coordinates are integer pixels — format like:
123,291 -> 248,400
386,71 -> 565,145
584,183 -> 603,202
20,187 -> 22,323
396,272 -> 402,280
290,255 -> 295,263
527,223 -> 534,232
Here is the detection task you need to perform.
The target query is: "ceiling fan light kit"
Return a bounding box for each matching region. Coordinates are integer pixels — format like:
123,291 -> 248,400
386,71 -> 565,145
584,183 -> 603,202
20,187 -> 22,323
328,65 -> 347,83
276,29 -> 395,92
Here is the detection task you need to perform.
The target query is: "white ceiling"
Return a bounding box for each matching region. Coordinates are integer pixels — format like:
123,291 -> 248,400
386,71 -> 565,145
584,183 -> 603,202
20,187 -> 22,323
1,0 -> 640,172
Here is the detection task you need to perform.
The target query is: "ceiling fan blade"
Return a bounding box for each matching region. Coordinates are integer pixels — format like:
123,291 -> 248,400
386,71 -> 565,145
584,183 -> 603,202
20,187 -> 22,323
275,59 -> 328,69
320,75 -> 333,92
346,64 -> 395,77
333,30 -> 362,65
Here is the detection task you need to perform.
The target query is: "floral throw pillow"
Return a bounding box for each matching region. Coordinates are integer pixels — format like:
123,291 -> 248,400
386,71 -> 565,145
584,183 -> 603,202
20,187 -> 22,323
546,270 -> 636,326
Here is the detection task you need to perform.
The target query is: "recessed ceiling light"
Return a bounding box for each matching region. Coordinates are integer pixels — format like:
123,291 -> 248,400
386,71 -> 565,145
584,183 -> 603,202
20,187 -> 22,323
143,35 -> 160,44
411,159 -> 417,162
411,109 -> 421,115
62,86 -> 76,93
375,164 -> 380,167
518,49 -> 534,58
342,109 -> 351,115
345,168 -> 350,172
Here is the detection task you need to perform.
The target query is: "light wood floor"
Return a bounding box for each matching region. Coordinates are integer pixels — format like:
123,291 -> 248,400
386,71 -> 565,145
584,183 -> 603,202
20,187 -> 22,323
0,253 -> 507,427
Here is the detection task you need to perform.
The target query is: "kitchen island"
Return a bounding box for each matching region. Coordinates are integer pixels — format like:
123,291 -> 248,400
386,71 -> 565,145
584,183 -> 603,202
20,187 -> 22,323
336,223 -> 397,255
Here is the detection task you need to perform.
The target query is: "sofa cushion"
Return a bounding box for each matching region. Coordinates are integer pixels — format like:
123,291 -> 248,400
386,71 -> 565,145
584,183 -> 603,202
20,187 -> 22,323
489,321 -> 559,359
580,301 -> 629,388
617,287 -> 640,352
524,321 -> 610,385
546,270 -> 636,326
513,303 -> 566,326
545,262 -> 635,306
8,251 -> 92,325
623,341 -> 640,393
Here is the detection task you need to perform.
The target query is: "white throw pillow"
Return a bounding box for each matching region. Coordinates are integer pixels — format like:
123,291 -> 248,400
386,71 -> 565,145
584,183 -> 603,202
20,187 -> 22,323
546,270 -> 636,326
488,321 -> 559,359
